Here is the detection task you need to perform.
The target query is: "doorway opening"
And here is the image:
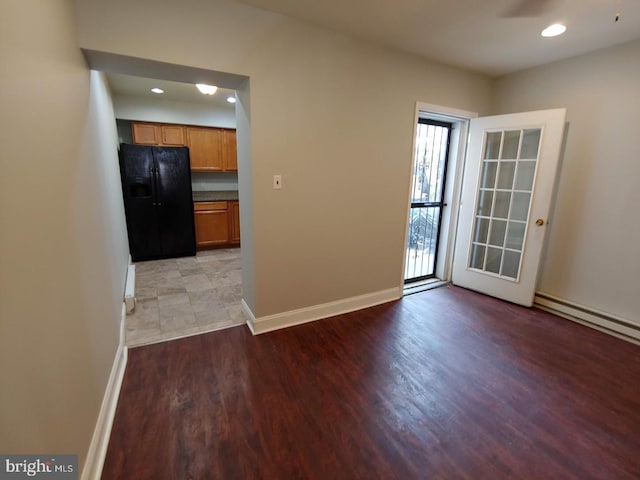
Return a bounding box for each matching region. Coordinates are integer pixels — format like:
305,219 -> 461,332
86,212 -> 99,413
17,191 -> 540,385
404,119 -> 452,284
401,103 -> 477,296
82,50 -> 253,345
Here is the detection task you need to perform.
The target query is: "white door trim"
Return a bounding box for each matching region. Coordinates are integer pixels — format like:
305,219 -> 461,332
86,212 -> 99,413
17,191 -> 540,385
400,102 -> 478,291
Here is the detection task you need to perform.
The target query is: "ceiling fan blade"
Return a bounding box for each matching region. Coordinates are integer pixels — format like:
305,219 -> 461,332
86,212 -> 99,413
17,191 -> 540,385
501,0 -> 557,17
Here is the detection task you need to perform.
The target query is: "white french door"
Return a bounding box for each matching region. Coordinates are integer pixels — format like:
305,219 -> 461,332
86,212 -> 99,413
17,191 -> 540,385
452,109 -> 566,306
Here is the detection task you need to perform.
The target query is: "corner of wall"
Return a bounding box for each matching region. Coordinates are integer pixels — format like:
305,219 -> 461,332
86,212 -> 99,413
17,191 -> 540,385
235,79 -> 256,314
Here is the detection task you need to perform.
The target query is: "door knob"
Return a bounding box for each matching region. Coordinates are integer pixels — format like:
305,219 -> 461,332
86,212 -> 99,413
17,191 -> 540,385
535,218 -> 545,226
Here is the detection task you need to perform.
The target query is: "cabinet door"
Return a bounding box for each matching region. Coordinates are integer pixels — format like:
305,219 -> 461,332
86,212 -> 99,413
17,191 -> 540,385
187,127 -> 223,171
229,201 -> 240,244
161,125 -> 186,146
222,129 -> 238,172
132,123 -> 161,145
194,202 -> 229,247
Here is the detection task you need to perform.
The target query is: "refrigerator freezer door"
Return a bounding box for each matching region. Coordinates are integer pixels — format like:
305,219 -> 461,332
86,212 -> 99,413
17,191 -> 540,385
119,144 -> 162,260
153,147 -> 196,258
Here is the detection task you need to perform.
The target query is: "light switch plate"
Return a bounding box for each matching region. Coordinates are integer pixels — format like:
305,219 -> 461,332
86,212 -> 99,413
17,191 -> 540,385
273,174 -> 282,189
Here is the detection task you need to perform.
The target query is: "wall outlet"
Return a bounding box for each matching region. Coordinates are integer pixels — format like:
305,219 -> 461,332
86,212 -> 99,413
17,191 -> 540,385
273,174 -> 282,189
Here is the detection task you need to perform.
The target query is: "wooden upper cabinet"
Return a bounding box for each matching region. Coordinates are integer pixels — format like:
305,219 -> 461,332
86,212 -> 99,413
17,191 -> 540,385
222,130 -> 238,172
131,121 -> 236,172
161,125 -> 186,146
132,123 -> 161,145
132,122 -> 185,146
187,127 -> 223,171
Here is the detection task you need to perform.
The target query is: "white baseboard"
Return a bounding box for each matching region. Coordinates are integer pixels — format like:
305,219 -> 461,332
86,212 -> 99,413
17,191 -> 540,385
120,304 -> 126,346
241,299 -> 257,335
244,287 -> 401,335
82,307 -> 128,480
534,291 -> 640,344
124,264 -> 136,314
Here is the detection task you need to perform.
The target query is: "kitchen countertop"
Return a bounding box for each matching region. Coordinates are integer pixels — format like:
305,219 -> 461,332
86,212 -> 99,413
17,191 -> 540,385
192,190 -> 239,202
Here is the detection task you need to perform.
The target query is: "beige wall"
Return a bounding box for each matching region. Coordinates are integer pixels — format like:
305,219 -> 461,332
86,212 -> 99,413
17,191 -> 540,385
0,0 -> 128,469
492,39 -> 640,324
3,0 -> 635,468
75,0 -> 492,317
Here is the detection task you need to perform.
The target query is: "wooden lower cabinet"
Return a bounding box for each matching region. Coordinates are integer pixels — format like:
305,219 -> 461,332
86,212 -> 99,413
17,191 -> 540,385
194,200 -> 240,249
194,202 -> 229,248
229,201 -> 240,244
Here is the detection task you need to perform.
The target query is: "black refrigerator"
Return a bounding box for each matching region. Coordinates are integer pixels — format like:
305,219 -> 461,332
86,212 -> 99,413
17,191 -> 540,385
119,143 -> 196,262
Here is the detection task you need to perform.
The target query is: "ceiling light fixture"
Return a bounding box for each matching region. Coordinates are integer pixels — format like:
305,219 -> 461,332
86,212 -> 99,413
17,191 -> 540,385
227,96 -> 237,104
151,87 -> 164,94
196,83 -> 218,95
541,23 -> 567,37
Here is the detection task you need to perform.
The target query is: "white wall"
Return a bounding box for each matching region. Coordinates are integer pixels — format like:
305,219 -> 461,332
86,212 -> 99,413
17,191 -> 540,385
492,39 -> 640,325
113,93 -> 236,128
235,79 -> 256,310
191,172 -> 239,192
75,0 -> 492,319
0,0 -> 129,470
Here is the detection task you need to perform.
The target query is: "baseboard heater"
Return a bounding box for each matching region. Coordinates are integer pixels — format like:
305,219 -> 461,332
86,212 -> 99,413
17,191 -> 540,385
534,292 -> 640,344
124,264 -> 136,314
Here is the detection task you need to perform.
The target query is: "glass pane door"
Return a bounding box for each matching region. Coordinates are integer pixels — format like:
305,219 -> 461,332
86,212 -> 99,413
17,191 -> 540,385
451,108 -> 566,306
405,119 -> 452,283
468,128 -> 541,281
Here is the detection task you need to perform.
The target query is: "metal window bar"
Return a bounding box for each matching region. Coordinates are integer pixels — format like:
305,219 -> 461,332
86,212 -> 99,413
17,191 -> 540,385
405,119 -> 452,283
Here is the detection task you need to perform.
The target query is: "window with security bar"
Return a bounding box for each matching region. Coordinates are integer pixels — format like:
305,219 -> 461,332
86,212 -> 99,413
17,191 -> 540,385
405,119 -> 452,283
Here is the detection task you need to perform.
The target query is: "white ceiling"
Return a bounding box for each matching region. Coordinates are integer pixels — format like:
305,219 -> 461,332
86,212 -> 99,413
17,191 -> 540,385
235,0 -> 640,76
106,73 -> 237,108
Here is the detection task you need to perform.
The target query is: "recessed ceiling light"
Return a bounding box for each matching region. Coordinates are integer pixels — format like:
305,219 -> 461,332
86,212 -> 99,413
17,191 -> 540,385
541,23 -> 567,37
151,87 -> 164,94
226,96 -> 237,104
196,83 -> 218,95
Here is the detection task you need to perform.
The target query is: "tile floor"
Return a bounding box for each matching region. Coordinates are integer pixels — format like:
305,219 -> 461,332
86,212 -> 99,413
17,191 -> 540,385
126,248 -> 245,347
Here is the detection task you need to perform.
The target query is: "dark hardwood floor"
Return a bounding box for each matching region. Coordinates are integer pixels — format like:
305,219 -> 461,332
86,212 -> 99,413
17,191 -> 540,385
102,285 -> 640,479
